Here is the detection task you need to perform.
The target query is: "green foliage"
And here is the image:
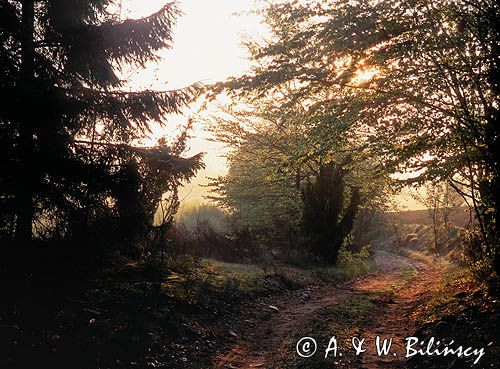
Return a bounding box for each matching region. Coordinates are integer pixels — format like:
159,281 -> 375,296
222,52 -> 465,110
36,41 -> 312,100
211,146 -> 302,246
462,227 -> 496,279
337,244 -> 375,277
207,13 -> 389,261
211,0 -> 499,274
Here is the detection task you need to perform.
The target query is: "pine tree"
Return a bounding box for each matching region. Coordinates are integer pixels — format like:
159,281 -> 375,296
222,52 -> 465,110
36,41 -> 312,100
0,1 -> 203,244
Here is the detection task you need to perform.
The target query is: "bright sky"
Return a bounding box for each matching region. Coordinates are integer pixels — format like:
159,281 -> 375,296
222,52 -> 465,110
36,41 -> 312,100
121,0 -> 264,204
121,0 -> 424,210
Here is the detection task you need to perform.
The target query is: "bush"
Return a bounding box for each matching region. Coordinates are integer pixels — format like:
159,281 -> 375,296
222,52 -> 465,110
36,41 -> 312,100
176,203 -> 227,233
168,220 -> 260,262
337,244 -> 376,277
462,227 -> 495,279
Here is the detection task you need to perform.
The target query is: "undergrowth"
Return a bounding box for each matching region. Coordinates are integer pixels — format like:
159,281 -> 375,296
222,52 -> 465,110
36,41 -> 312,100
408,265 -> 499,369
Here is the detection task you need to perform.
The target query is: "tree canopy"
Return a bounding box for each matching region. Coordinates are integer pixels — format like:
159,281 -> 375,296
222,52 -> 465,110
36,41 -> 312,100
208,0 -> 499,270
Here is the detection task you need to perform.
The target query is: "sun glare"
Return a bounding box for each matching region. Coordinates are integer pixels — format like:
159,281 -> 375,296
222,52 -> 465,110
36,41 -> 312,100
352,68 -> 379,84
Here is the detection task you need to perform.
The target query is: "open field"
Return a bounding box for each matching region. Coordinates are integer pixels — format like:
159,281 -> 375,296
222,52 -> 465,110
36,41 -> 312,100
386,209 -> 472,228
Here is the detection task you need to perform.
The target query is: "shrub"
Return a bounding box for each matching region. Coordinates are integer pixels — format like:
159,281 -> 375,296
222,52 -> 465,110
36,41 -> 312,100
462,227 -> 495,279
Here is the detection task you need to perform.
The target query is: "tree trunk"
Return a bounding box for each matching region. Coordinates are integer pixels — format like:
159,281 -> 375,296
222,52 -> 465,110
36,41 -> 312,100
15,0 -> 35,243
486,109 -> 500,276
301,160 -> 360,265
330,187 -> 360,264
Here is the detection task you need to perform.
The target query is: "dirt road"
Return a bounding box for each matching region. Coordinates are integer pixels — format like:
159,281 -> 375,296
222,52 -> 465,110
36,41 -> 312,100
211,250 -> 443,369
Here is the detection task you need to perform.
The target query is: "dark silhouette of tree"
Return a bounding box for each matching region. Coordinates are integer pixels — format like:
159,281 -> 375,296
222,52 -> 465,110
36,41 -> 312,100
302,160 -> 360,264
0,1 -> 203,246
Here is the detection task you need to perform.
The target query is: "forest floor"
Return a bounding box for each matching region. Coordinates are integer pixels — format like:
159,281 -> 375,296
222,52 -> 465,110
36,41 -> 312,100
2,247 -> 498,369
210,250 -> 498,369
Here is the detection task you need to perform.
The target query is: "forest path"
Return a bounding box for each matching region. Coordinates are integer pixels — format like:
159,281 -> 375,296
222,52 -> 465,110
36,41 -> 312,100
211,250 -> 443,369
